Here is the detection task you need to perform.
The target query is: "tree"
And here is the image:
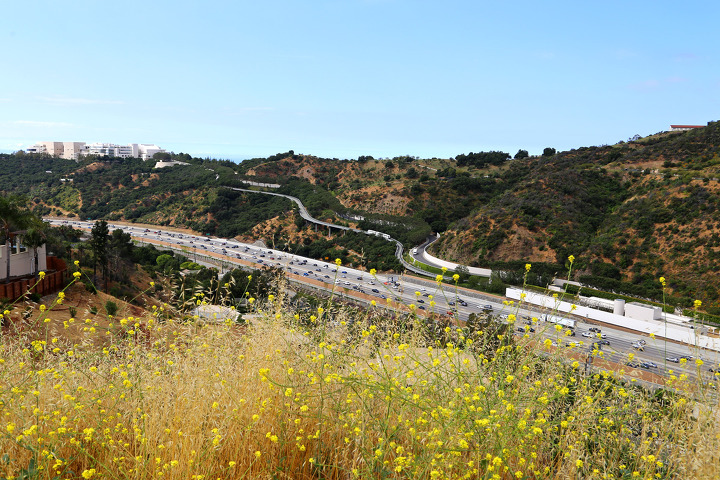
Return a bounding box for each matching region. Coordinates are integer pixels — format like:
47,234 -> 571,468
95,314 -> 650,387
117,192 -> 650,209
542,147 -> 556,157
23,219 -> 49,279
90,220 -> 109,288
454,264 -> 470,283
0,195 -> 31,283
514,149 -> 529,159
108,228 -> 134,282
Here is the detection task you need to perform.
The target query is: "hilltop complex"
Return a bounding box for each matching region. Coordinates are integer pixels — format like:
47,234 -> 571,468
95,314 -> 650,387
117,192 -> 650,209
26,141 -> 165,160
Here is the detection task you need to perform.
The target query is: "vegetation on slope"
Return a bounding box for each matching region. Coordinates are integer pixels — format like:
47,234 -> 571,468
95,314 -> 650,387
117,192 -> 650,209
3,121 -> 720,306
1,261 -> 719,479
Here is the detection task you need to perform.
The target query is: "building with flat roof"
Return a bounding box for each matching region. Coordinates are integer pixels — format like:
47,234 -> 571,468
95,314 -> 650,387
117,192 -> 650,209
26,141 -> 166,160
670,124 -> 704,131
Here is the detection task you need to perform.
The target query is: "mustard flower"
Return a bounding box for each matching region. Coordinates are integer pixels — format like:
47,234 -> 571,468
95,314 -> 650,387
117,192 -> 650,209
73,271 -> 81,279
453,274 -> 460,282
525,263 -> 531,272
568,255 -> 575,263
39,271 -> 46,279
435,274 -> 443,283
441,266 -> 447,272
370,268 -> 377,276
74,260 -> 80,267
694,299 -> 702,309
335,258 -> 342,266
659,276 -> 666,287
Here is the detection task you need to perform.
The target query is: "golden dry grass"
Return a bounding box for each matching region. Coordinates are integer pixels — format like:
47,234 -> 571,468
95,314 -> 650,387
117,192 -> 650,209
1,274 -> 719,480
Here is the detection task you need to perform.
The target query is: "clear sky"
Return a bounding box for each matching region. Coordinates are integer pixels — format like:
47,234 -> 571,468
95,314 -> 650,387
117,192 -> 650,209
1,0 -> 718,161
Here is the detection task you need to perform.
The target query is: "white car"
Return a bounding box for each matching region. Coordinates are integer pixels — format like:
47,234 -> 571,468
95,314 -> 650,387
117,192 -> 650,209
581,332 -> 593,338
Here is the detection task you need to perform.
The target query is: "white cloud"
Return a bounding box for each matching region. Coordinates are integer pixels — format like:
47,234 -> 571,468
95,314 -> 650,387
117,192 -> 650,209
36,95 -> 124,106
12,120 -> 75,128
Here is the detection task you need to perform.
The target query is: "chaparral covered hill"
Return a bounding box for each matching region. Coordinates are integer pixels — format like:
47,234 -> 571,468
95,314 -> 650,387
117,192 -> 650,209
2,121 -> 720,306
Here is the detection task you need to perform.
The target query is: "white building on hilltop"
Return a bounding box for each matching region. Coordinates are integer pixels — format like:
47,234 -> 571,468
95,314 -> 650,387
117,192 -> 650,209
26,141 -> 166,161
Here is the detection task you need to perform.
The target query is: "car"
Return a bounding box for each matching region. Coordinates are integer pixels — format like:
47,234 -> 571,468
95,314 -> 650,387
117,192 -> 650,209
636,339 -> 647,346
482,305 -> 493,311
632,342 -> 644,351
380,294 -> 387,299
581,332 -> 593,338
639,363 -> 652,370
419,306 -> 426,310
371,288 -> 380,293
459,301 -> 468,307
589,327 -> 601,333
598,340 -> 610,346
418,299 -> 425,303
625,362 -> 641,368
666,357 -> 680,363
448,301 -> 455,306
423,293 -> 430,297
357,276 -> 362,280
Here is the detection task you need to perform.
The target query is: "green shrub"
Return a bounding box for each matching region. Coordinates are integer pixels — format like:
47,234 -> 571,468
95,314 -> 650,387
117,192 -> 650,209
105,300 -> 118,317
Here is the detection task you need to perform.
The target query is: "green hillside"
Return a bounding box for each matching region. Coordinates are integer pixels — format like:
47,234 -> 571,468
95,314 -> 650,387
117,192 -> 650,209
2,121 -> 719,307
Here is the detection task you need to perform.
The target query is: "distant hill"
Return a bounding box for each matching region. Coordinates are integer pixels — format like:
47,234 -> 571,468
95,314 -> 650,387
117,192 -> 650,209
2,122 -> 719,307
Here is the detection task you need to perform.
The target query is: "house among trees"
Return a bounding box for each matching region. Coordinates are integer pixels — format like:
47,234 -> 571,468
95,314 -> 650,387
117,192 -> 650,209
0,196 -> 68,300
0,232 -> 47,280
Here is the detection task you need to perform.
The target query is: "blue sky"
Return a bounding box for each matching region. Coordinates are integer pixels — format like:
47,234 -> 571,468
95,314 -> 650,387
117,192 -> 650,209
1,0 -> 718,160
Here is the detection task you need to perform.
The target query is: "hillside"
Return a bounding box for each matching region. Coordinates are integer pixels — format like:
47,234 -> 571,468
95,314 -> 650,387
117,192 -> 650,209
3,122 -> 720,307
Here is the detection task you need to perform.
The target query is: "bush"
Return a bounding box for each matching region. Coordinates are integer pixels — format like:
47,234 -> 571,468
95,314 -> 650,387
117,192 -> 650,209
105,300 -> 118,317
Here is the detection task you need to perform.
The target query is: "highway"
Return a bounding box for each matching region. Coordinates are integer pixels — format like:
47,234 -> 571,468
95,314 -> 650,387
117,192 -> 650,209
47,219 -> 720,388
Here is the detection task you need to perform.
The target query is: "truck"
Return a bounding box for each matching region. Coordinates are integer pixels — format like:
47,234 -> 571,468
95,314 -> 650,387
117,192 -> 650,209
541,314 -> 576,331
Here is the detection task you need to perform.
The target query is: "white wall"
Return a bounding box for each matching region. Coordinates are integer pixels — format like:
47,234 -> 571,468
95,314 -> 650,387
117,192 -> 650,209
0,244 -> 47,280
506,287 -> 720,352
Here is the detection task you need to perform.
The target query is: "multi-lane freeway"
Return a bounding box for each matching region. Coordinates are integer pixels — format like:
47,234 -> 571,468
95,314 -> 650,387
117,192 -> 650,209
48,219 -> 720,387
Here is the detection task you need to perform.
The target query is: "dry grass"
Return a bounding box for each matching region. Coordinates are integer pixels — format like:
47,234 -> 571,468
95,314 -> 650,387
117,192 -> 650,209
1,272 -> 719,480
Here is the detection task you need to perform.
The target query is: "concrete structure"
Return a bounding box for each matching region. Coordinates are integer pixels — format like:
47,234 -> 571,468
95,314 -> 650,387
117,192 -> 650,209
26,141 -> 166,160
154,160 -> 190,168
670,125 -> 704,131
625,302 -> 662,322
63,142 -> 86,160
26,141 -> 64,156
191,304 -> 239,323
505,287 -> 720,352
